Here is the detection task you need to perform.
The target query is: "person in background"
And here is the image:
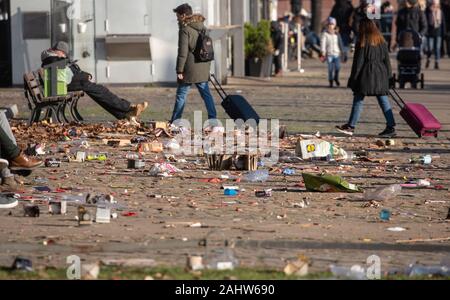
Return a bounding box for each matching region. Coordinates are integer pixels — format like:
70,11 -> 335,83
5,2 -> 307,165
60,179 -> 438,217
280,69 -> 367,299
321,17 -> 344,88
442,0 -> 450,57
381,1 -> 395,51
41,42 -> 148,126
336,18 -> 396,138
271,21 -> 284,77
291,0 -> 302,16
396,0 -> 428,43
353,0 -> 381,40
300,14 -> 322,57
330,0 -> 354,62
425,0 -> 446,69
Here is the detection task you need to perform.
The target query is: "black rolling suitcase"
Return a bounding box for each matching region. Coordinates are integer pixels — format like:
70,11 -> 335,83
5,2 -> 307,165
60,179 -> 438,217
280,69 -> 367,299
210,74 -> 260,124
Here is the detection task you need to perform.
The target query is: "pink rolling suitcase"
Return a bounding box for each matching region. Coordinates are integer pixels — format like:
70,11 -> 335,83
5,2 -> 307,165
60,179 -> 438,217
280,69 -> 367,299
390,89 -> 442,138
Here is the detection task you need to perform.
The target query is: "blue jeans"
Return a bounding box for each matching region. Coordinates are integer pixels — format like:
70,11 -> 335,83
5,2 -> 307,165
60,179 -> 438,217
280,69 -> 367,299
327,56 -> 340,81
348,95 -> 396,128
427,36 -> 442,62
170,82 -> 217,123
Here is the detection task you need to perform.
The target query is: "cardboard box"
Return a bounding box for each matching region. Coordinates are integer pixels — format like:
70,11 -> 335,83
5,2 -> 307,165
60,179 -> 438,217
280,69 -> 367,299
296,139 -> 333,160
141,141 -> 163,153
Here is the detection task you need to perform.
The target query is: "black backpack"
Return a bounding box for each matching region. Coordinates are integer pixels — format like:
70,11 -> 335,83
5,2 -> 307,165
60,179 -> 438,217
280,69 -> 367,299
194,28 -> 214,63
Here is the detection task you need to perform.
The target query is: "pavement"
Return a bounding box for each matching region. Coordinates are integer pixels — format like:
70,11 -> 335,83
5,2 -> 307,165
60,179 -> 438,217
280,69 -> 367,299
0,55 -> 449,276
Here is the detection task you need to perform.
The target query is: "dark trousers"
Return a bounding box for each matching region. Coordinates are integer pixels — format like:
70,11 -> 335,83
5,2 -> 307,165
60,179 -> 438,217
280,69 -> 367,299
68,74 -> 132,120
0,127 -> 20,160
445,36 -> 450,57
273,55 -> 282,74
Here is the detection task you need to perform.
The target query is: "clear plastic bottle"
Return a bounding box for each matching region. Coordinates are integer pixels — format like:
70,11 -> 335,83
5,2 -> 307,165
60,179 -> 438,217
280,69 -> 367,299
330,265 -> 367,280
362,184 -> 402,201
407,264 -> 450,277
244,170 -> 270,182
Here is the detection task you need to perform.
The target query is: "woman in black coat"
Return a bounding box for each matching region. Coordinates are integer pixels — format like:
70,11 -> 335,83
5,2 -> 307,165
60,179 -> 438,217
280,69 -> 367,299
336,18 -> 397,138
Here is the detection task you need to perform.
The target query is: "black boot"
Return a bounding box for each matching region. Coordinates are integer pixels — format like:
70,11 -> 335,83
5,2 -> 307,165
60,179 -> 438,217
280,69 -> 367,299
425,58 -> 431,69
379,127 -> 397,138
335,79 -> 341,87
435,62 -> 439,70
329,80 -> 334,88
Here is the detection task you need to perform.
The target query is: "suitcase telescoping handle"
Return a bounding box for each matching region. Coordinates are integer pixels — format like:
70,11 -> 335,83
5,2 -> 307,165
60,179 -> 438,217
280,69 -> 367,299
389,88 -> 407,110
209,74 -> 228,101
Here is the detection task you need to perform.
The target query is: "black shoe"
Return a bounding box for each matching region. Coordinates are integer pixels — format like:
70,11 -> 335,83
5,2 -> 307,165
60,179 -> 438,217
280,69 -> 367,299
379,127 -> 397,138
336,124 -> 355,136
435,62 -> 439,70
335,79 -> 341,87
329,80 -> 334,88
425,59 -> 430,69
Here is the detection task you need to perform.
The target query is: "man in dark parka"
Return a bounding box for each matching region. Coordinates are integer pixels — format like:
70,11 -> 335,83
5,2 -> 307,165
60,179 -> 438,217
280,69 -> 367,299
170,3 -> 217,125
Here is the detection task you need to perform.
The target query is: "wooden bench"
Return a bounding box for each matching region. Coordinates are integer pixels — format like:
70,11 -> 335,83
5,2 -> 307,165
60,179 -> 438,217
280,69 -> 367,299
23,69 -> 84,126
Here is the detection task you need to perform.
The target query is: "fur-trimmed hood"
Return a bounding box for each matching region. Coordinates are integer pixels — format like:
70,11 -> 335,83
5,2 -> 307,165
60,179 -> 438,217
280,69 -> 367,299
180,14 -> 206,29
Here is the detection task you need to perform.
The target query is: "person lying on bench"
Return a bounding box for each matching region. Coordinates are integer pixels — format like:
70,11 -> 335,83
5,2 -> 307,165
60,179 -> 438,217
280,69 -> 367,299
41,42 -> 148,125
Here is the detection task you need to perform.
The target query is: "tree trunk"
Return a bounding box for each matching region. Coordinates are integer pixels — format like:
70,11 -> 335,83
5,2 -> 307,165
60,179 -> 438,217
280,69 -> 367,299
311,0 -> 322,34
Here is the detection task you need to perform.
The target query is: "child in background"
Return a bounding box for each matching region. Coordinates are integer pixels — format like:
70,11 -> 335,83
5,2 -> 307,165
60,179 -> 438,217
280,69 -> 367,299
321,17 -> 344,88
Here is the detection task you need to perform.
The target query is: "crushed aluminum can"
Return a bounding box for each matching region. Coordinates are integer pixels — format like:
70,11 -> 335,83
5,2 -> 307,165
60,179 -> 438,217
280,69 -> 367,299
77,206 -> 92,226
45,158 -> 61,168
255,189 -> 273,198
127,159 -> 146,169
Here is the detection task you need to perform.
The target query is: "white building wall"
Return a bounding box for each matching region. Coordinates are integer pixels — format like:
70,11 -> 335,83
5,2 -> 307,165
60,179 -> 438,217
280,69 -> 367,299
10,0 -> 51,85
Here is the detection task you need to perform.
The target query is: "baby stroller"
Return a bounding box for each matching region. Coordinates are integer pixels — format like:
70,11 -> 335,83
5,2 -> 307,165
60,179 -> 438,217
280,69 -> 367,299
393,30 -> 425,89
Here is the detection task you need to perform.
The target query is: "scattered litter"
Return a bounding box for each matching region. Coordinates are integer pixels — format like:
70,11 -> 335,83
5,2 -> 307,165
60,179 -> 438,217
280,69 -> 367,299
409,155 -> 433,165
45,158 -> 61,168
244,170 -> 269,182
282,168 -> 296,176
380,209 -> 391,221
82,263 -> 100,280
95,207 -> 111,224
149,163 -> 183,177
189,223 -> 203,228
284,256 -> 309,277
11,257 -> 33,272
296,139 -> 349,161
78,206 -> 92,226
187,256 -> 204,271
122,212 -> 137,217
293,199 -> 310,208
303,173 -> 362,193
33,186 -> 51,192
49,201 -> 67,215
255,189 -> 273,198
224,189 -> 239,196
101,259 -> 156,268
387,227 -> 407,232
330,265 -> 366,280
23,205 -> 40,218
164,139 -> 181,151
407,263 -> 450,277
401,180 -> 431,189
356,185 -> 402,201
